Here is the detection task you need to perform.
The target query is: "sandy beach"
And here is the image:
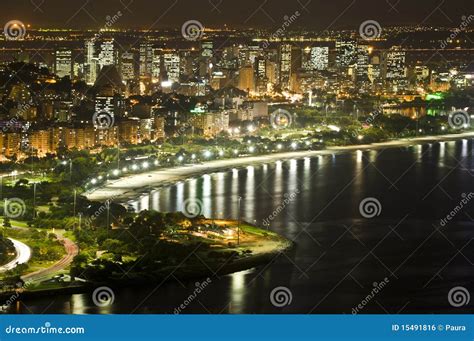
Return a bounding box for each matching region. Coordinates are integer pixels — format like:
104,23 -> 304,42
86,131 -> 474,202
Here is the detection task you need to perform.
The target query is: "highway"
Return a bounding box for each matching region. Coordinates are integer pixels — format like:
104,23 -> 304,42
0,238 -> 31,272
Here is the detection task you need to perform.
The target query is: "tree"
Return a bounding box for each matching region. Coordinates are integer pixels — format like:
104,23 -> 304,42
3,217 -> 11,228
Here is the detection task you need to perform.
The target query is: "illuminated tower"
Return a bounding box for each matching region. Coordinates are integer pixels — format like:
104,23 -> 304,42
335,39 -> 356,69
279,44 -> 292,89
84,39 -> 97,85
54,48 -> 72,78
310,46 -> 329,70
98,39 -> 117,70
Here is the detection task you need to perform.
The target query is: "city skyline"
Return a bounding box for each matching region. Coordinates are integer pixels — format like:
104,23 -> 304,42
0,0 -> 471,30
0,0 -> 473,321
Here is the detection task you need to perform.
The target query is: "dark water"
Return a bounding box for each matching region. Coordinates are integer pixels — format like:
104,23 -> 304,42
11,140 -> 474,314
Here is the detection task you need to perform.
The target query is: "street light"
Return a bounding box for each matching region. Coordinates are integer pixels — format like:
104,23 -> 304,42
237,196 -> 242,245
73,189 -> 77,219
62,160 -> 72,181
32,182 -> 37,219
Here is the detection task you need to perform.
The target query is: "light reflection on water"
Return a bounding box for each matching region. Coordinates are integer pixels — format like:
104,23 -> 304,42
12,140 -> 474,314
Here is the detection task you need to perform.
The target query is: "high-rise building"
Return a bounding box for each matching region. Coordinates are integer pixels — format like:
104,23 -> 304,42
279,44 -> 292,89
384,46 -> 406,88
255,57 -> 267,94
54,49 -> 72,78
335,39 -> 356,69
238,65 -> 255,93
355,45 -> 370,82
255,57 -> 266,80
163,52 -> 180,83
98,40 -> 116,71
29,130 -> 52,156
120,52 -> 135,83
84,39 -> 97,85
151,48 -> 161,82
200,41 -> 213,58
310,47 -> 329,71
139,40 -> 153,78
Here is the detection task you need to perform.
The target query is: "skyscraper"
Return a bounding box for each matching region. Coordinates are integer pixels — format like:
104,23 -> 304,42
335,39 -> 356,69
163,52 -> 180,83
54,48 -> 72,78
310,47 -> 329,71
355,45 -> 370,82
384,46 -> 406,89
279,44 -> 292,89
139,40 -> 153,78
120,52 -> 135,83
98,39 -> 116,71
238,65 -> 255,93
84,39 -> 97,85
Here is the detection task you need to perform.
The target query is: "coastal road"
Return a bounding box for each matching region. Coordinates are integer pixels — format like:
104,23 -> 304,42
86,131 -> 474,202
21,229 -> 79,282
0,238 -> 31,273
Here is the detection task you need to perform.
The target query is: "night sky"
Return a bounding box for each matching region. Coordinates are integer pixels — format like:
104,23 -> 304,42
0,0 -> 472,30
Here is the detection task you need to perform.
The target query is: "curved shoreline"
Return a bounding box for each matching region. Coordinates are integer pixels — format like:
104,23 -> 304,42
86,131 -> 474,203
0,223 -> 293,307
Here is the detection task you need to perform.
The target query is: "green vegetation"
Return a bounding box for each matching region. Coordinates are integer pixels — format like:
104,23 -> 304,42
0,233 -> 14,265
70,210 -> 290,283
1,226 -> 64,277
